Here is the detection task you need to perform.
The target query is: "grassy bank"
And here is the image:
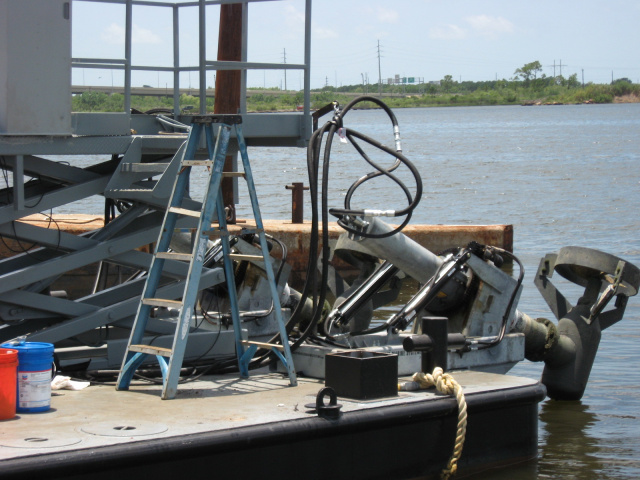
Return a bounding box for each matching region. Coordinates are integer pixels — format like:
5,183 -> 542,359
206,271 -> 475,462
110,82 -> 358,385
71,81 -> 639,113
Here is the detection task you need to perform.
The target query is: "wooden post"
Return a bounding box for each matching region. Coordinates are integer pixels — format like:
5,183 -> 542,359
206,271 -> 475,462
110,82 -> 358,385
214,4 -> 242,224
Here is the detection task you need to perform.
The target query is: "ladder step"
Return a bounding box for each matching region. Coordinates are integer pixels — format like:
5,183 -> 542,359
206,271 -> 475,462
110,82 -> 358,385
182,160 -> 213,167
168,206 -> 202,218
156,251 -> 193,262
142,298 -> 183,309
129,344 -> 173,357
121,163 -> 170,174
241,340 -> 285,351
230,254 -> 266,262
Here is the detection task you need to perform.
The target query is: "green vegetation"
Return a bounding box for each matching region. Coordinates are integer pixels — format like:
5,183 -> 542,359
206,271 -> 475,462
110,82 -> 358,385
71,61 -> 639,113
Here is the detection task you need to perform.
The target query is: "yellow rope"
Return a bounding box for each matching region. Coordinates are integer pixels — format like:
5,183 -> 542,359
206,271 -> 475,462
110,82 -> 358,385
411,367 -> 467,479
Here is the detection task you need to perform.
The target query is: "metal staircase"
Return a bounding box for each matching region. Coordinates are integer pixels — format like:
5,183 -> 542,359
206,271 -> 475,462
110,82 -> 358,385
116,115 -> 297,399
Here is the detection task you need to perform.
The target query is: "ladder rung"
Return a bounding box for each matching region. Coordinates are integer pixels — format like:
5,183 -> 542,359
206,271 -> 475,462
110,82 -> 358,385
230,254 -> 266,262
129,344 -> 173,357
182,160 -> 213,167
156,251 -> 193,262
222,172 -> 246,178
143,298 -> 183,309
168,206 -> 202,218
241,340 -> 285,351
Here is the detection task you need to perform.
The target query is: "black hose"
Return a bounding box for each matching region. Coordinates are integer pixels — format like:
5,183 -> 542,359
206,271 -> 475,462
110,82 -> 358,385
182,97 -> 422,373
325,96 -> 423,239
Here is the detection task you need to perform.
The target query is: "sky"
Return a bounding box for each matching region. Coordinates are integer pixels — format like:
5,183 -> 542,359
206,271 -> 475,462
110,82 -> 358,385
70,0 -> 640,90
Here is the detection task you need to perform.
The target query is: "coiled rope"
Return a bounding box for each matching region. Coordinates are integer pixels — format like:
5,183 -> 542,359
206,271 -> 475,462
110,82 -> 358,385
405,367 -> 467,479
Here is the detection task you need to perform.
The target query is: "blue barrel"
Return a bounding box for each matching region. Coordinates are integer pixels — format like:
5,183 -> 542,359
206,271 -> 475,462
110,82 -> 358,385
1,341 -> 54,413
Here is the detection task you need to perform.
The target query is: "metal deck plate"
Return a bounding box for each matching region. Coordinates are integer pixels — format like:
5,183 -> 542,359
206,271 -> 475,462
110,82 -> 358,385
0,370 -> 539,461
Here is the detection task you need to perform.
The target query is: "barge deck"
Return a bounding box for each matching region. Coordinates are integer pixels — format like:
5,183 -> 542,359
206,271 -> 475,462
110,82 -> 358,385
0,370 -> 544,480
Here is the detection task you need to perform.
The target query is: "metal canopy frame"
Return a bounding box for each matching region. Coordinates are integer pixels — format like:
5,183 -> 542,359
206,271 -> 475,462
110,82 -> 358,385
71,0 -> 312,141
0,0 -> 313,357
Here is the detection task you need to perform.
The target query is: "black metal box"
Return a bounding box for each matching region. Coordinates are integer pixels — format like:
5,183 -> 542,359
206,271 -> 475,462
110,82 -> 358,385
325,350 -> 398,400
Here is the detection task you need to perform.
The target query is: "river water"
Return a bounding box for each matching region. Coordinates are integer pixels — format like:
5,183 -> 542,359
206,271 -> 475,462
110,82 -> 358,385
57,103 -> 640,478
237,104 -> 640,479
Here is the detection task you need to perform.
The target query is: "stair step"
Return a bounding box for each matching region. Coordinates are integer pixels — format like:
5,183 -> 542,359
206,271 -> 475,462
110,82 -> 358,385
121,163 -> 169,174
129,344 -> 173,357
241,340 -> 285,351
168,206 -> 201,218
142,298 -> 183,309
156,251 -> 193,262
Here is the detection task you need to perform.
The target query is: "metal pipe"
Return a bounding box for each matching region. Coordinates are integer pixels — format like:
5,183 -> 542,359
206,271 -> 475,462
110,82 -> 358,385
173,5 -> 180,116
198,0 -> 206,114
353,216 -> 442,284
303,0 -> 312,135
124,0 -> 132,114
240,2 -> 248,115
285,183 -> 309,224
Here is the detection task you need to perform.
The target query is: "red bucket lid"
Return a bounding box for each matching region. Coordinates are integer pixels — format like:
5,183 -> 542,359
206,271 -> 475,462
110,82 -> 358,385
0,348 -> 18,364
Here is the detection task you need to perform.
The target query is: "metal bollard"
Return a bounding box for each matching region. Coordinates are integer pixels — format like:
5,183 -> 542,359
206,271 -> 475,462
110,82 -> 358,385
403,317 -> 466,373
285,182 -> 309,224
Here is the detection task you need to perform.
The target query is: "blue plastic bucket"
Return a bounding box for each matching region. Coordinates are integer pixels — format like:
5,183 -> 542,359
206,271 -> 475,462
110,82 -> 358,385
1,341 -> 54,413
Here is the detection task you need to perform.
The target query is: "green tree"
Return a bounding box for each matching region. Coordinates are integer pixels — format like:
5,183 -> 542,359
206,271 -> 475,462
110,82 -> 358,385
567,73 -> 580,89
514,61 -> 543,84
79,91 -> 108,110
441,75 -> 454,93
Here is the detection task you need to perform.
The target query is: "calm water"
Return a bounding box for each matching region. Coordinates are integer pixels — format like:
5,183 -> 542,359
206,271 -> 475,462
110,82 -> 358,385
57,103 -> 640,478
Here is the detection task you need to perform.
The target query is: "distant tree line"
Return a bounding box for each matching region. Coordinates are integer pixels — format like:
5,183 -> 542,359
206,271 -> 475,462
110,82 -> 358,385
71,61 -> 639,113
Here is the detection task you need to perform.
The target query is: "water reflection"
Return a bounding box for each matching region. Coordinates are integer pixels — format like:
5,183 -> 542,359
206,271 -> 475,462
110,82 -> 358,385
537,400 -> 602,479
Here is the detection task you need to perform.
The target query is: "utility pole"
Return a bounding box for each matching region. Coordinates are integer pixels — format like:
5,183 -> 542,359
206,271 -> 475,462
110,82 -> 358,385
283,48 -> 287,91
550,60 -> 567,78
581,68 -> 584,88
558,59 -> 566,77
377,39 -> 382,96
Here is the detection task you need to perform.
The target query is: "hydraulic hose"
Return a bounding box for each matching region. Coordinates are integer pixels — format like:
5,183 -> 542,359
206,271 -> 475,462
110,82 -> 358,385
192,97 -> 424,372
326,96 -> 423,239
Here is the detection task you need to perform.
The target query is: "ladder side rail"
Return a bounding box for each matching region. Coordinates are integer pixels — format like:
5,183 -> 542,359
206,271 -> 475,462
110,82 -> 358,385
117,127 -> 200,391
202,121 -> 248,376
235,124 -> 297,385
216,187 -> 248,377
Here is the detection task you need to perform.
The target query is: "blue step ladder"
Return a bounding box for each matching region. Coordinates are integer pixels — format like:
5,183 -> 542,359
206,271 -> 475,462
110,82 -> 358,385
116,115 -> 297,399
